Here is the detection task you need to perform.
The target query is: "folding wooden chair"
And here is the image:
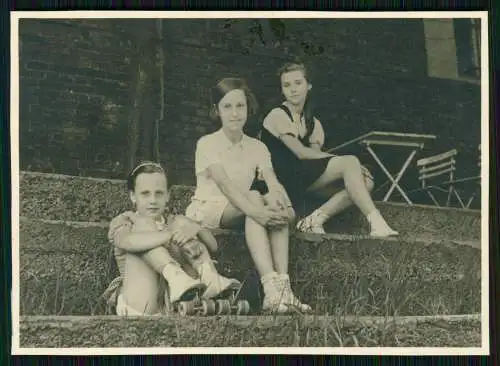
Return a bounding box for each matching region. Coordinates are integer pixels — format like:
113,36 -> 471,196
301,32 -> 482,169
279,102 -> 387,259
415,148 -> 480,208
459,144 -> 481,208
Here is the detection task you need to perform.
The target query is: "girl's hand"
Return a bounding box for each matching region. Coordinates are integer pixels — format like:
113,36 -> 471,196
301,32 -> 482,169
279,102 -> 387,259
265,190 -> 287,212
171,220 -> 201,246
265,189 -> 295,224
180,239 -> 204,260
252,207 -> 288,229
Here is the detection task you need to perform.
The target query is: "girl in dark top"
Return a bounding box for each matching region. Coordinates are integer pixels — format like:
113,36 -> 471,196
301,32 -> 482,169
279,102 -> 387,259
260,62 -> 398,237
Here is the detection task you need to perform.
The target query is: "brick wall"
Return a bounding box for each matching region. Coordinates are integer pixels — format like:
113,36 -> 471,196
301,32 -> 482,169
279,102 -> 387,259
19,19 -> 160,178
19,18 -> 481,196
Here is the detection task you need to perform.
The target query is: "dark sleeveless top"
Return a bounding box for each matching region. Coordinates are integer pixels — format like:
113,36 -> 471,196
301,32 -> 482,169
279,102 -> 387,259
258,105 -> 331,206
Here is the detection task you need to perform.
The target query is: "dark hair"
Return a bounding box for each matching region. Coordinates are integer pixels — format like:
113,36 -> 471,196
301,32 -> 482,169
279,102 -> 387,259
277,62 -> 315,142
126,161 -> 167,192
277,62 -> 310,82
209,77 -> 259,120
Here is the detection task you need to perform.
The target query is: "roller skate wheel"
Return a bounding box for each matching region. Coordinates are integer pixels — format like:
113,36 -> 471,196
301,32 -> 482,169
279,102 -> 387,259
236,300 -> 250,315
201,299 -> 216,316
216,299 -> 232,315
177,301 -> 195,316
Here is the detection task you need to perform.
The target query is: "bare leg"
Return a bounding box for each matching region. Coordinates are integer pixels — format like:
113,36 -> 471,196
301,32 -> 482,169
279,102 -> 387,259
300,156 -> 397,237
309,155 -> 376,216
220,192 -> 275,278
121,253 -> 161,314
141,246 -> 198,279
220,191 -> 310,312
268,228 -> 289,274
139,245 -> 206,303
309,174 -> 374,219
252,192 -> 290,275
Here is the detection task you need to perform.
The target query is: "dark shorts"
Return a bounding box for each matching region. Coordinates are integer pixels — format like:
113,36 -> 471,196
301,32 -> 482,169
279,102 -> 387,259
250,157 -> 331,208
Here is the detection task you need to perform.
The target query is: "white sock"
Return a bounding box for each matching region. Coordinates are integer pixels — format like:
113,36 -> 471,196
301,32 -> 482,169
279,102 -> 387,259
308,209 -> 329,225
261,271 -> 278,284
260,271 -> 278,295
366,209 -> 397,235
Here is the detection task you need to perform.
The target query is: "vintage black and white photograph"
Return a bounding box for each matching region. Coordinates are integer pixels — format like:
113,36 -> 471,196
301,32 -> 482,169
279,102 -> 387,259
11,11 -> 489,354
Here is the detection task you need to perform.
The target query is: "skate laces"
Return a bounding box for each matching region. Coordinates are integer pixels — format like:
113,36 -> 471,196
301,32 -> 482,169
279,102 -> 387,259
262,274 -> 311,313
261,275 -> 287,310
296,210 -> 327,234
278,275 -> 311,311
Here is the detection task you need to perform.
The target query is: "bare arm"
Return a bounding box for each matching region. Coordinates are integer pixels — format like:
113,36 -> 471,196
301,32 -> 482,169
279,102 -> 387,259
114,229 -> 174,253
260,166 -> 295,221
261,167 -> 289,202
264,109 -> 329,160
207,164 -> 261,218
170,215 -> 218,252
280,134 -> 332,160
207,164 -> 287,227
309,142 -> 323,151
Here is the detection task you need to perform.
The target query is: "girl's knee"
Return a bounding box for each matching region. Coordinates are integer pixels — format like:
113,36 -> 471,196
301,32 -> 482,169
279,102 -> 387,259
364,174 -> 375,192
343,155 -> 361,169
181,239 -> 208,262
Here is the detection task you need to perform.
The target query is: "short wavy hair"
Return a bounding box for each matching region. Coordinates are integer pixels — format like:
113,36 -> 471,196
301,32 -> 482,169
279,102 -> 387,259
209,77 -> 259,120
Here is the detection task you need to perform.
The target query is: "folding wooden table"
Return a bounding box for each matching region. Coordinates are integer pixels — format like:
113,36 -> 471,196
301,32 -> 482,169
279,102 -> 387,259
327,131 -> 437,204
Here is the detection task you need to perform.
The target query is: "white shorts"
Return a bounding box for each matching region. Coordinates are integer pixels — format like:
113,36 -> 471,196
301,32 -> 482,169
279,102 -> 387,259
116,294 -> 162,316
185,198 -> 229,230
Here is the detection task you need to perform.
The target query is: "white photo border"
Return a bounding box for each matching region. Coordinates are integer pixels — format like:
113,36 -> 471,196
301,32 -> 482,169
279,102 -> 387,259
9,10 -> 490,356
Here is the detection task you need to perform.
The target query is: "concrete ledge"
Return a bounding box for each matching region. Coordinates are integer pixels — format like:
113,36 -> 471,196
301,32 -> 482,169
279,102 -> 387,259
19,171 -> 481,242
19,218 -> 481,317
19,314 -> 482,348
21,313 -> 481,328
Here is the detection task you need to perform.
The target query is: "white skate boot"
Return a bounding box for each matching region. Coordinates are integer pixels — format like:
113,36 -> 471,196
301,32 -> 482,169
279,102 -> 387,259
162,263 -> 206,304
261,272 -> 293,314
195,260 -> 241,299
277,273 -> 312,312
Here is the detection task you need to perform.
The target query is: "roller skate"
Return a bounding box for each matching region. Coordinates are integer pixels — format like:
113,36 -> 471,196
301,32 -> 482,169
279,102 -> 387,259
198,258 -> 250,316
210,281 -> 251,316
173,237 -> 250,316
174,262 -> 250,316
162,262 -> 206,314
175,281 -> 251,316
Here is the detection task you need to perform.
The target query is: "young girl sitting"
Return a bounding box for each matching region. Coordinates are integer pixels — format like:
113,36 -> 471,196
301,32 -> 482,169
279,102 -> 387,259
185,77 -> 311,314
260,62 -> 398,237
102,161 -> 239,316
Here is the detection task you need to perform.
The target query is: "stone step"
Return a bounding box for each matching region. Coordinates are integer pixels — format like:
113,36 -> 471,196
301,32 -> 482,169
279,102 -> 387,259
19,171 -> 481,242
19,218 -> 481,317
19,314 -> 482,348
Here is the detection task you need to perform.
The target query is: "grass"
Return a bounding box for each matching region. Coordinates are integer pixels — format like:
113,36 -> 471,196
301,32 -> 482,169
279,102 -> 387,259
20,171 -> 482,242
20,232 -> 481,318
19,314 -> 481,348
18,218 -> 482,347
17,171 -> 483,347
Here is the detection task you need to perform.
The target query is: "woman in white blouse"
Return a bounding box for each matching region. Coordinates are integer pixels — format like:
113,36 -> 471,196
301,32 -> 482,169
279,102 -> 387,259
185,77 -> 311,313
260,62 -> 398,237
